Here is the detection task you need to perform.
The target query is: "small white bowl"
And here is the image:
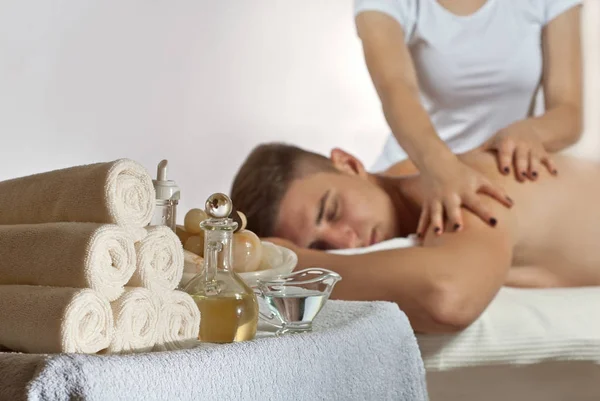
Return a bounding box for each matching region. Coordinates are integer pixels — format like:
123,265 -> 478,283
179,242 -> 298,288
238,242 -> 298,286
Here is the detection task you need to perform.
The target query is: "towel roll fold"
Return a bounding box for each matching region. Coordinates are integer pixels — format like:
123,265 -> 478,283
129,226 -> 184,292
0,159 -> 155,228
108,288 -> 161,354
0,286 -> 113,354
155,291 -> 200,351
0,223 -> 136,301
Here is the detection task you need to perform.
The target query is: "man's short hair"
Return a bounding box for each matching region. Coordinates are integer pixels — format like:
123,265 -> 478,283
230,143 -> 336,237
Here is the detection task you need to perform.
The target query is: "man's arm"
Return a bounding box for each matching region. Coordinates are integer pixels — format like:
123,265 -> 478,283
296,199 -> 515,333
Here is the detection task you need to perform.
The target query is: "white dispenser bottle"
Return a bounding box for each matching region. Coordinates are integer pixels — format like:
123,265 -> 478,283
150,159 -> 180,232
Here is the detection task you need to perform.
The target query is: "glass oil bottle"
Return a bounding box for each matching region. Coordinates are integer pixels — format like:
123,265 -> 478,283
182,193 -> 259,343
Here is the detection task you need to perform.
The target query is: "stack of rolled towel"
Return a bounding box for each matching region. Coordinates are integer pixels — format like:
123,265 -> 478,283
0,159 -> 200,355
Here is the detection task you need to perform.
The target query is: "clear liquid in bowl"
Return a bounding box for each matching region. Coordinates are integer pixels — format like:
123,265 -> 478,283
262,286 -> 328,325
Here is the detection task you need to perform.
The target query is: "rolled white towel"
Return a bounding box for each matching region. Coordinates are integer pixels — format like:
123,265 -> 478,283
155,290 -> 200,351
0,223 -> 136,301
108,288 -> 161,354
0,158 -> 155,228
124,226 -> 149,243
129,226 -> 184,292
0,286 -> 113,354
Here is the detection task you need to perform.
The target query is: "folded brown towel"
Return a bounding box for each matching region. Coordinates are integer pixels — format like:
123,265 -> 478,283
0,223 -> 136,301
0,286 -> 113,354
0,159 -> 155,228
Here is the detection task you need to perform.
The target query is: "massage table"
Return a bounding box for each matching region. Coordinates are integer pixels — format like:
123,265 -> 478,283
333,238 -> 600,400
421,286 -> 600,400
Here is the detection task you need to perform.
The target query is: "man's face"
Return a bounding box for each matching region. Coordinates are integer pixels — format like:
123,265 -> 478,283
274,170 -> 398,250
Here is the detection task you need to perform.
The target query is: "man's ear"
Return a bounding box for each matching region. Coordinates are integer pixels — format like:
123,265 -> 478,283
330,148 -> 368,177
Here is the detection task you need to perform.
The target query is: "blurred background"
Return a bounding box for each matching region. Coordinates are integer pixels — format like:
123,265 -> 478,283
0,0 -> 598,221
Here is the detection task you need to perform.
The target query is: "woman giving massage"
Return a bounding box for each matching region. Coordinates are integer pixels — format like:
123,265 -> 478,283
230,143 -> 600,333
353,0 -> 582,237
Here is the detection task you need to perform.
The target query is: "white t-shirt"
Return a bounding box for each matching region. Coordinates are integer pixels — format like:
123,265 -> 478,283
354,0 -> 582,172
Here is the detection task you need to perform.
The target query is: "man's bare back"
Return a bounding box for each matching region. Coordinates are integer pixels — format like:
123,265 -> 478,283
458,152 -> 600,287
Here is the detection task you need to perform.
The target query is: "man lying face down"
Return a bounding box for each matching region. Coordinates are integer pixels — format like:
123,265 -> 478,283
230,143 -> 600,333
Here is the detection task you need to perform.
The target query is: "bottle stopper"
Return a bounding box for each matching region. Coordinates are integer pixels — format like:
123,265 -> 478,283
205,193 -> 233,219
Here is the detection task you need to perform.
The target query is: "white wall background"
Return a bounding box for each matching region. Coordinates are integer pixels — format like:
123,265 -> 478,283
0,0 -> 598,222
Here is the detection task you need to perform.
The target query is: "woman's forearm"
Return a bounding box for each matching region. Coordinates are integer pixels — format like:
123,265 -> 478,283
356,12 -> 456,173
526,103 -> 583,152
380,83 -> 457,172
533,4 -> 583,152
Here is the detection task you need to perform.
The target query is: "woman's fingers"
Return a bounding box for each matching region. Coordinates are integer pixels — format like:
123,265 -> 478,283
443,195 -> 463,232
541,154 -> 558,176
478,180 -> 513,208
416,201 -> 446,237
430,201 -> 444,236
418,197 -> 462,238
416,205 -> 430,240
528,151 -> 541,180
497,139 -> 516,175
463,195 -> 498,227
514,146 -> 529,182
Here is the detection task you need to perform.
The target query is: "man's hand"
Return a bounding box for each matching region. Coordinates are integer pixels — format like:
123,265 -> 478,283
483,121 -> 559,182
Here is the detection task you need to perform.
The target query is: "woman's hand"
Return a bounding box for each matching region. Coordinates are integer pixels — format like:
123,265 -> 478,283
483,121 -> 558,181
417,157 -> 513,237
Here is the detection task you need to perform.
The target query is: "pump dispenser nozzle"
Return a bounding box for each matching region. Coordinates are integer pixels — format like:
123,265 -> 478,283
150,159 -> 180,231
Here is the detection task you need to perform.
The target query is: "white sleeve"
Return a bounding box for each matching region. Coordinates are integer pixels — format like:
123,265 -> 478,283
543,0 -> 582,25
354,0 -> 418,43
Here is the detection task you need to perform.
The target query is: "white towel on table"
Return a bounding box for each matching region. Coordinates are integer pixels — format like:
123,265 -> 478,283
108,288 -> 161,354
9,301 -> 427,401
328,236 -> 417,255
129,226 -> 184,292
0,158 -> 155,228
0,286 -> 113,354
0,223 -> 136,301
419,286 -> 600,371
154,290 -> 200,351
